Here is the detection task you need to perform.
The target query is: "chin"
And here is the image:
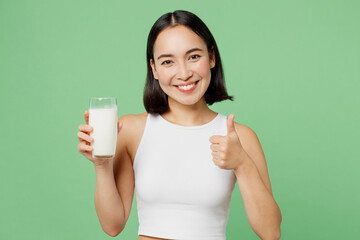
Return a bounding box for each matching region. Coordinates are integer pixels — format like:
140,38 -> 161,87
177,97 -> 204,106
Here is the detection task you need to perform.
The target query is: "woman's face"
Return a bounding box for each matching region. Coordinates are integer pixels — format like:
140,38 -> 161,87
150,25 -> 215,107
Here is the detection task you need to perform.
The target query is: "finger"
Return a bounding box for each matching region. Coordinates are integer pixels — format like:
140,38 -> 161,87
212,156 -> 225,167
210,143 -> 221,152
77,131 -> 93,143
209,135 -> 226,144
227,113 -> 236,135
117,120 -> 122,134
78,143 -> 93,152
84,110 -> 89,125
213,150 -> 227,160
79,124 -> 93,133
214,159 -> 226,168
211,151 -> 220,159
79,138 -> 91,146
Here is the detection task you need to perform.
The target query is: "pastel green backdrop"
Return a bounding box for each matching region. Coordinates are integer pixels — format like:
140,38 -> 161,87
1,0 -> 359,239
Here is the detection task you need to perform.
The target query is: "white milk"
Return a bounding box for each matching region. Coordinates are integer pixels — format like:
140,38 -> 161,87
89,108 -> 118,158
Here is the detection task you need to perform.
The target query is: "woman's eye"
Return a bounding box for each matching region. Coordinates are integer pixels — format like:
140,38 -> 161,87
189,55 -> 200,60
161,60 -> 172,65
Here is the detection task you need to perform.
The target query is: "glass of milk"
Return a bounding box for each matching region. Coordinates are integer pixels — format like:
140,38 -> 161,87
89,97 -> 118,158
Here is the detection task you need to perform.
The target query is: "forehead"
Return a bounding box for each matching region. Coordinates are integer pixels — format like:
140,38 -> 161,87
153,25 -> 207,56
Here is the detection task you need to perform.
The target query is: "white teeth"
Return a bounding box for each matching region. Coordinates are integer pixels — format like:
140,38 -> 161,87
178,82 -> 195,90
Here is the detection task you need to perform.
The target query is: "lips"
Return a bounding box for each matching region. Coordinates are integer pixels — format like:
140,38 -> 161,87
175,81 -> 199,92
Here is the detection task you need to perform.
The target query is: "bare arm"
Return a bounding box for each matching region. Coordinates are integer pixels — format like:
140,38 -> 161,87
94,160 -> 125,237
209,115 -> 282,239
94,115 -> 135,236
235,124 -> 282,240
78,112 -> 135,237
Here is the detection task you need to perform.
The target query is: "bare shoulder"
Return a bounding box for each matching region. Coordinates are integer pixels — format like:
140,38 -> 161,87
118,112 -> 148,161
233,122 -> 262,153
119,112 -> 148,130
233,121 -> 273,194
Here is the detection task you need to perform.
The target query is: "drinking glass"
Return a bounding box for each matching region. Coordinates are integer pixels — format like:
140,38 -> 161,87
89,97 -> 118,158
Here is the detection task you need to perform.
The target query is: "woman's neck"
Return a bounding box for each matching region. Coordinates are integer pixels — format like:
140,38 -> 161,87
161,97 -> 217,126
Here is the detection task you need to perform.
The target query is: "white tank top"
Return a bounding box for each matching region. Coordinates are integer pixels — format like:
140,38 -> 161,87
133,113 -> 237,240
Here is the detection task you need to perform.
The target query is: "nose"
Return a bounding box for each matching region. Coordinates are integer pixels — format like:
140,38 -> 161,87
176,62 -> 193,81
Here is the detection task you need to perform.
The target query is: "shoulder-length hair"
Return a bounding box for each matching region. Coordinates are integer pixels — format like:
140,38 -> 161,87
144,10 -> 233,114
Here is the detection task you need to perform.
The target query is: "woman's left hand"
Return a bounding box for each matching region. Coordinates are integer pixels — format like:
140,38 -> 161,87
209,114 -> 247,171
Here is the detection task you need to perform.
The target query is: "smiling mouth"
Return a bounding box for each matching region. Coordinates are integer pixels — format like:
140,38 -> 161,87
175,81 -> 199,91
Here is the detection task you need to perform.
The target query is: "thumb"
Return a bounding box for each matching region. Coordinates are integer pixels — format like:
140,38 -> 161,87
84,110 -> 89,125
117,120 -> 123,134
227,114 -> 236,135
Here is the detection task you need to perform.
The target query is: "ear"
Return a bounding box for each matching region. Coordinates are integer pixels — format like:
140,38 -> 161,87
209,47 -> 216,69
150,59 -> 159,80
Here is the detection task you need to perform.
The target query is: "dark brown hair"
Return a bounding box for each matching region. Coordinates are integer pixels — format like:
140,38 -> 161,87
144,10 -> 233,114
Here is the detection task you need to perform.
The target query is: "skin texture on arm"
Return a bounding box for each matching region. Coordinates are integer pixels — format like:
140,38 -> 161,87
234,123 -> 282,239
93,161 -> 125,237
112,114 -> 141,230
94,114 -> 137,237
209,114 -> 281,239
236,124 -> 273,195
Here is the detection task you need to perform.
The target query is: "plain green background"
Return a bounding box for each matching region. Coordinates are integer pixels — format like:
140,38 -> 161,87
1,0 -> 359,239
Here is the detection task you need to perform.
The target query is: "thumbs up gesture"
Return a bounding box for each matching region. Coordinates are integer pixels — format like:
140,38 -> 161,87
209,114 -> 246,171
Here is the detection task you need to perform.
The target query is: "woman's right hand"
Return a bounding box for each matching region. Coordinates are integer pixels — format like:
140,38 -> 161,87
77,110 -> 122,166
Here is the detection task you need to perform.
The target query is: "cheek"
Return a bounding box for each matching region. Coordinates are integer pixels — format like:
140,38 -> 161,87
197,61 -> 212,78
157,68 -> 173,84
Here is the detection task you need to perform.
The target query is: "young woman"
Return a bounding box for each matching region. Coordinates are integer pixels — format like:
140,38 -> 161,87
77,10 -> 282,240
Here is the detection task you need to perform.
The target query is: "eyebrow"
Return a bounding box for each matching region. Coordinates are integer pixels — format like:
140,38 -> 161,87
157,48 -> 204,60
